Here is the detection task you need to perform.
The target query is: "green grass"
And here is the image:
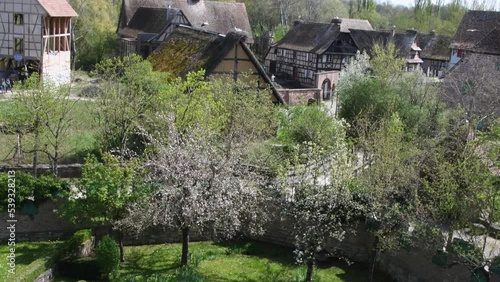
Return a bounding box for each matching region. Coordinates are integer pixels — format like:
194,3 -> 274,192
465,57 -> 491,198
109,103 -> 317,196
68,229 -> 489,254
0,241 -> 64,282
109,241 -> 391,282
0,99 -> 98,165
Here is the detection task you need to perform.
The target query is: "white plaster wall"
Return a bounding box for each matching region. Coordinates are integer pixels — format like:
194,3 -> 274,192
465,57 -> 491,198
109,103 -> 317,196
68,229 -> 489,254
42,50 -> 71,85
449,49 -> 462,69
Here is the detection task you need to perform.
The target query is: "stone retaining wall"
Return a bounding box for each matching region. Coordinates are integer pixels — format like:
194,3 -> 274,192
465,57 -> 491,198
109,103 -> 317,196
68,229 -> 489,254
3,200 -> 499,282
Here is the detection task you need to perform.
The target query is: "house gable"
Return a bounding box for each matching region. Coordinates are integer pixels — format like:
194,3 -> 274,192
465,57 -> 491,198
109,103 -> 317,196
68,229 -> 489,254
149,25 -> 283,103
118,0 -> 253,43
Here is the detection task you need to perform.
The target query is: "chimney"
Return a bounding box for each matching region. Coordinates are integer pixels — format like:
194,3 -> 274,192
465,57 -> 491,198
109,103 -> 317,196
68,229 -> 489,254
331,17 -> 342,26
392,25 -> 396,37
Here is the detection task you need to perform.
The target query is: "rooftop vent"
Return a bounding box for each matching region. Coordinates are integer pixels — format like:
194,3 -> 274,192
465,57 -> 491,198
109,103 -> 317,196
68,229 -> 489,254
331,17 -> 342,25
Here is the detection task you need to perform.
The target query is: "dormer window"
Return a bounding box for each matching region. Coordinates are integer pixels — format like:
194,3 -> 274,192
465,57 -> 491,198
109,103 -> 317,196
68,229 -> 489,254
14,14 -> 23,25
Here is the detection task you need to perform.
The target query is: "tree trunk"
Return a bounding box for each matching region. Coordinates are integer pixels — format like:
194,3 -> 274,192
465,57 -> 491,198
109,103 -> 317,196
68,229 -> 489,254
369,236 -> 380,282
118,231 -> 125,262
305,257 -> 314,282
181,227 -> 189,266
33,135 -> 39,176
15,131 -> 23,164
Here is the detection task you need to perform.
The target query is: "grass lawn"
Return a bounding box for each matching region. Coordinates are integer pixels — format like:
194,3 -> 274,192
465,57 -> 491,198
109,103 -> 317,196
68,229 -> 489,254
108,241 -> 391,282
0,99 -> 98,165
0,241 -> 63,282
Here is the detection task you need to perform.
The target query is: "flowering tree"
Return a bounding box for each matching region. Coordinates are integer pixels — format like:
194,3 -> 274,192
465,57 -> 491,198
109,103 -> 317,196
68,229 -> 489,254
120,120 -> 269,266
118,74 -> 276,266
280,122 -> 356,282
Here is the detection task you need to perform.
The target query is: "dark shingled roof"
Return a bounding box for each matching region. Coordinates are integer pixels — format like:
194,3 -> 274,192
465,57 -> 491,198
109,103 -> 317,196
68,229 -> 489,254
119,7 -> 181,38
273,23 -> 341,54
416,32 -> 451,61
450,10 -> 500,54
272,19 -> 373,54
118,0 -> 253,43
350,29 -> 418,58
150,25 -> 283,103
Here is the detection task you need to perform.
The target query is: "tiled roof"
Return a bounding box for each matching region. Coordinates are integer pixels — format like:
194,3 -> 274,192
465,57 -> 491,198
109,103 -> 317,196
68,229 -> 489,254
350,29 -> 418,58
273,22 -> 341,54
450,10 -> 500,54
37,0 -> 78,17
119,7 -> 180,38
339,18 -> 373,33
118,0 -> 253,43
416,32 -> 451,61
150,25 -> 283,103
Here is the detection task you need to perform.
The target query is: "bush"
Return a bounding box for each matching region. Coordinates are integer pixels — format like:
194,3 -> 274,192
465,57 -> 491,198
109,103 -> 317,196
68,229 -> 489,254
53,229 -> 92,263
276,105 -> 344,149
96,235 -> 120,278
0,171 -> 69,212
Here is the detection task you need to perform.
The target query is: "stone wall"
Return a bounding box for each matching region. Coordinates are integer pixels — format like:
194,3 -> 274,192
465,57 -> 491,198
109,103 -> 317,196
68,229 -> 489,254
0,164 -> 82,178
3,200 -> 498,282
278,88 -> 322,105
0,200 -> 91,241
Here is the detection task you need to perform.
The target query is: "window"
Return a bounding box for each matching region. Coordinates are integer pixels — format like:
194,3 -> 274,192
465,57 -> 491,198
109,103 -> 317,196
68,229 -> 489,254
14,38 -> 23,54
496,63 -> 500,71
325,54 -> 334,62
14,14 -> 23,25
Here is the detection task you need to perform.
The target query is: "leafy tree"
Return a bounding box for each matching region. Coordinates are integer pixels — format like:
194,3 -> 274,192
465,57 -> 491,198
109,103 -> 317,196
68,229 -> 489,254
69,0 -> 120,70
419,133 -> 499,261
276,104 -> 346,149
92,55 -> 168,161
118,74 -> 276,266
353,114 -> 420,282
59,153 -> 148,261
338,44 -> 443,137
120,121 -> 269,266
279,124 -> 356,282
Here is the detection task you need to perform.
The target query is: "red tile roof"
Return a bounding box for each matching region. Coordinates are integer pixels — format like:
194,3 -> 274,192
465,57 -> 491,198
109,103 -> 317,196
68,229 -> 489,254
37,0 -> 78,17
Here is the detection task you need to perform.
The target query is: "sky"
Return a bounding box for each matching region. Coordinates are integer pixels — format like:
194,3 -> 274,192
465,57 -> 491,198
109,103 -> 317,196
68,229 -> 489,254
377,0 -> 500,9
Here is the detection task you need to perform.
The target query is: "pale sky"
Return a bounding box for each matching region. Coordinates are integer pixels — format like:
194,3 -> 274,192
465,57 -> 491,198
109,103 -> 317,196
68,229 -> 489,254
377,0 -> 500,9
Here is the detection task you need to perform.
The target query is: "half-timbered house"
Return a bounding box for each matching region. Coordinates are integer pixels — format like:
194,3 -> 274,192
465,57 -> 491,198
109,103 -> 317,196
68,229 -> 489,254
264,18 -> 373,101
416,31 -> 451,77
265,18 -> 372,86
149,25 -> 283,103
0,0 -> 77,84
117,0 -> 253,57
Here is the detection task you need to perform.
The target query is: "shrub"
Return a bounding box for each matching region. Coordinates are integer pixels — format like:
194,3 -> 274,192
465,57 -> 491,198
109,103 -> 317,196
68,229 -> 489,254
53,229 -> 92,263
0,171 -> 69,212
96,235 -> 120,278
276,105 -> 344,149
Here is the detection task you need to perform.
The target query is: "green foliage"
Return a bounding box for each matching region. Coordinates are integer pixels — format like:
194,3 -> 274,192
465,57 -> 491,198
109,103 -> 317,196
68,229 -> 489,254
273,24 -> 290,42
96,235 -> 120,278
0,171 -> 69,211
53,229 -> 92,263
450,238 -> 483,265
59,153 -> 148,225
92,54 -> 168,157
276,104 -> 345,148
69,0 -> 119,70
